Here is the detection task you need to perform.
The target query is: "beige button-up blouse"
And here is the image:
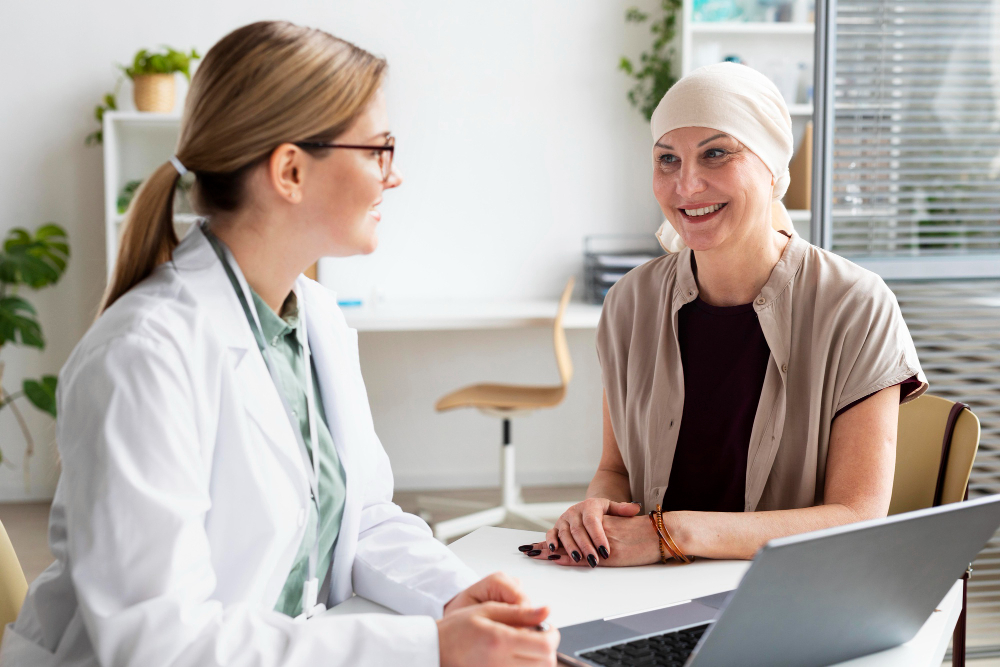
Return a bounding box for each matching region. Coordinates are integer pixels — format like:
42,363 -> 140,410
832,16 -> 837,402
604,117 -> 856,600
596,233 -> 927,514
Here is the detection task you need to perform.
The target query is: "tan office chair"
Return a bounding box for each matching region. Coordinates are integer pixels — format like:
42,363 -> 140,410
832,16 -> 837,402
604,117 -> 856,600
890,394 -> 980,667
421,278 -> 577,541
0,519 -> 27,643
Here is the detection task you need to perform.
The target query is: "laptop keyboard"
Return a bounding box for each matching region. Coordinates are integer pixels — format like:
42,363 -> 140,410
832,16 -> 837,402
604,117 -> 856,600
578,623 -> 710,667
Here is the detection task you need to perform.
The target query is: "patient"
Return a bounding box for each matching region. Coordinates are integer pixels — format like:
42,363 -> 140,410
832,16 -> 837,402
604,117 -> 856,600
525,62 -> 926,567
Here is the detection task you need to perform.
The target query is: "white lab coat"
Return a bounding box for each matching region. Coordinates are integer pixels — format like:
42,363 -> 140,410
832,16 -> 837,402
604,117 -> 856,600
0,227 -> 479,667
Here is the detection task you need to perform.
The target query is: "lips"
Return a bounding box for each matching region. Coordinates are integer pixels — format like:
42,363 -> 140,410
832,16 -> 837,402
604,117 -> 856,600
679,202 -> 727,222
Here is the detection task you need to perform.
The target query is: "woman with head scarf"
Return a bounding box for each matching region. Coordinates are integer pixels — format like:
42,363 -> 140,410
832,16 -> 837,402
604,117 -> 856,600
525,63 -> 926,567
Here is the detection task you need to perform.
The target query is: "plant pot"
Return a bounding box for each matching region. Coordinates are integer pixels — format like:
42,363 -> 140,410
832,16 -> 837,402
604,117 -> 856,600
133,73 -> 175,113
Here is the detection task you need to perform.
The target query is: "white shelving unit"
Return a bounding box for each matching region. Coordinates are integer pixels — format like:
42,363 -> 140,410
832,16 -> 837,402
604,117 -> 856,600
102,111 -> 191,280
679,4 -> 817,241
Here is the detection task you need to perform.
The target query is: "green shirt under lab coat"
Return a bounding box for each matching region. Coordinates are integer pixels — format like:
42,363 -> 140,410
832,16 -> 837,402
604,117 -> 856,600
249,289 -> 347,617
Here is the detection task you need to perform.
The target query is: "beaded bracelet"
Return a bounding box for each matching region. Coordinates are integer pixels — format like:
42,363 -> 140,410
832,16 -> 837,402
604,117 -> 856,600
656,505 -> 693,564
648,512 -> 672,562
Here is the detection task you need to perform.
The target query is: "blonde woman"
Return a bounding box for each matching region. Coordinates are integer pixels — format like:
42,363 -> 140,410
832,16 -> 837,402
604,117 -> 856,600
525,63 -> 925,568
1,22 -> 558,667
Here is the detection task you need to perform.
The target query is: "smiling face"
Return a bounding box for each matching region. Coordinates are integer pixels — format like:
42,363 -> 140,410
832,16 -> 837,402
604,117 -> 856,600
652,126 -> 774,253
299,89 -> 402,257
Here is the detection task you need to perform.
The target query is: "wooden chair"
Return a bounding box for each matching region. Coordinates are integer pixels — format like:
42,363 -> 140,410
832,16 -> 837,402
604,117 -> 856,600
421,278 -> 577,541
890,394 -> 980,667
0,518 -> 27,643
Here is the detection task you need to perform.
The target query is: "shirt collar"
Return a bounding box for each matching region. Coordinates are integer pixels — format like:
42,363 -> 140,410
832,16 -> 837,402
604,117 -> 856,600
251,289 -> 303,347
672,231 -> 807,311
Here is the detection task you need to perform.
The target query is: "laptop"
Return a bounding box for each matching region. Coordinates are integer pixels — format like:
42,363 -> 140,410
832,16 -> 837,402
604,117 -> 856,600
557,494 -> 1000,667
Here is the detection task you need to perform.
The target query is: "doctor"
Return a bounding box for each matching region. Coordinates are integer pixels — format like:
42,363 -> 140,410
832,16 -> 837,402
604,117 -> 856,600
1,20 -> 559,667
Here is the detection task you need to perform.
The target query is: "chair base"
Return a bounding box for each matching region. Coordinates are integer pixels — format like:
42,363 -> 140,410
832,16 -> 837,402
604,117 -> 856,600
418,416 -> 578,541
417,497 -> 576,542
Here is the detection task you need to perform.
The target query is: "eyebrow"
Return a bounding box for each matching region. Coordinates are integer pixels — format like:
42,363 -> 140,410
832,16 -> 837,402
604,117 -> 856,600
698,133 -> 730,147
367,131 -> 392,142
655,133 -> 732,151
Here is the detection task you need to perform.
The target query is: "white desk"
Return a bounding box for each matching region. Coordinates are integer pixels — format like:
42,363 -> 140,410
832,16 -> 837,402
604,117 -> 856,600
331,527 -> 963,667
341,299 -> 603,332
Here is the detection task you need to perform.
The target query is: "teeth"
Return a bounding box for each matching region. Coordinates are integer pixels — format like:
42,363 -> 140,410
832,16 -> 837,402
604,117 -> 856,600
684,203 -> 724,217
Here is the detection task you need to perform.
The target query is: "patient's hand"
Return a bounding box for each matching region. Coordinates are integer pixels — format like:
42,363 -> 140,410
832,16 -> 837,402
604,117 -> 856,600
524,515 -> 661,568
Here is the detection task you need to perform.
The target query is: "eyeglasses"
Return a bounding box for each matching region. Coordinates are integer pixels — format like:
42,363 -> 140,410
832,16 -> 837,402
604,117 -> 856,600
295,135 -> 395,182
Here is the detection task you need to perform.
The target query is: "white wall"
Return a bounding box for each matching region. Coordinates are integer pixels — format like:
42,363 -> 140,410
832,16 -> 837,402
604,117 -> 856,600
0,0 -> 664,500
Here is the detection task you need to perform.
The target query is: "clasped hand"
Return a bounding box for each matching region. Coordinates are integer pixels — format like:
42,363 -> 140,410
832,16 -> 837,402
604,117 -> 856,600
522,498 -> 662,567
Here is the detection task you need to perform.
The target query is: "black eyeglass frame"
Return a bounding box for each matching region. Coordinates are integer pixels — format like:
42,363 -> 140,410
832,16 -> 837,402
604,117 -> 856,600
294,135 -> 395,181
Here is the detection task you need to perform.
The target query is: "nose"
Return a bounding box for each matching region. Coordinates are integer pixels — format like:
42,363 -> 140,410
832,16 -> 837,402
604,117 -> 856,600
384,162 -> 403,190
675,161 -> 706,200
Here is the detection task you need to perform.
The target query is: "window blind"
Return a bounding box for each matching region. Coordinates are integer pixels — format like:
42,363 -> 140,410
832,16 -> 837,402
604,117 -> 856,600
832,0 -> 1000,277
827,0 -> 1000,655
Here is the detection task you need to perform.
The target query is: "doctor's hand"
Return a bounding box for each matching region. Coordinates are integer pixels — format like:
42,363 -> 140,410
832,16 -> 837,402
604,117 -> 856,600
444,572 -> 527,615
526,514 -> 661,568
438,602 -> 560,667
522,498 -> 643,567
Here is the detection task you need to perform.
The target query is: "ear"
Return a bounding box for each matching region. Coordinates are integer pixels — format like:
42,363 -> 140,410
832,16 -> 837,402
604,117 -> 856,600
268,143 -> 307,203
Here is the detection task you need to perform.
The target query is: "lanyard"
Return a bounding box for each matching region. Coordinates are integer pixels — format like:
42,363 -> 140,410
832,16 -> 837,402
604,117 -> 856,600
203,226 -> 326,619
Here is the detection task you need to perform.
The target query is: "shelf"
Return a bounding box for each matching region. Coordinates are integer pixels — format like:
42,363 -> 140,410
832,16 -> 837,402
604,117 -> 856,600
689,21 -> 815,34
787,104 -> 813,116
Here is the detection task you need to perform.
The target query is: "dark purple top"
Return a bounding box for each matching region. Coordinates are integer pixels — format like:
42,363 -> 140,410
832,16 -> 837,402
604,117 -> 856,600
661,298 -> 769,513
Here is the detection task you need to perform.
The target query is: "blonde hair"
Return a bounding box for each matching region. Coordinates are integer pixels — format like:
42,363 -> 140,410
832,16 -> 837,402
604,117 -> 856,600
101,21 -> 387,312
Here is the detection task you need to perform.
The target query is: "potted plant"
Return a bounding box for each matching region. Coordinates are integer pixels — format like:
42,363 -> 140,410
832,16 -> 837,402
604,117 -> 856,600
0,224 -> 70,487
124,47 -> 201,113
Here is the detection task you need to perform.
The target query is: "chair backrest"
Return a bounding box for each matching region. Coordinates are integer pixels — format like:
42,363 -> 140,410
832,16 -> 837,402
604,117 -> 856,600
0,519 -> 26,642
889,394 -> 981,516
553,277 -> 575,387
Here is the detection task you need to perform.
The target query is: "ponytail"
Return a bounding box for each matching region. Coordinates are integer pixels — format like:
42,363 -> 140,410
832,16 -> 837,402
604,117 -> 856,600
99,162 -> 181,313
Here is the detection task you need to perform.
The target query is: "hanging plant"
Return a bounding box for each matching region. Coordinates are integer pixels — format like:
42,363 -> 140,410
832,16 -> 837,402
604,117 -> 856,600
619,0 -> 684,120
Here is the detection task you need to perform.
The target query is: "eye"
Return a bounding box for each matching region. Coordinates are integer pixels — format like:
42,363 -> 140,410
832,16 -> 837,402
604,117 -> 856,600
658,153 -> 679,165
704,148 -> 727,159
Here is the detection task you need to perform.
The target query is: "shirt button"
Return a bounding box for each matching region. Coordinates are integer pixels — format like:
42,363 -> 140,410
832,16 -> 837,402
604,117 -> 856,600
271,336 -> 279,346
782,363 -> 788,373
669,419 -> 675,428
755,296 -> 766,305
688,290 -> 694,297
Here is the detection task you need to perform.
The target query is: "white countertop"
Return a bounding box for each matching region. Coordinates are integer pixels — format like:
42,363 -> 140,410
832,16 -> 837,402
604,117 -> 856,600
330,527 -> 963,667
341,299 -> 604,332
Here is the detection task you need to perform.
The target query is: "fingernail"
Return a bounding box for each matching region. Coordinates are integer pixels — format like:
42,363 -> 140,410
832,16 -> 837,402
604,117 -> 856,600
598,546 -> 610,559
518,544 -> 534,552
548,554 -> 561,560
548,543 -> 556,551
527,549 -> 541,557
571,551 -> 581,562
587,554 -> 597,568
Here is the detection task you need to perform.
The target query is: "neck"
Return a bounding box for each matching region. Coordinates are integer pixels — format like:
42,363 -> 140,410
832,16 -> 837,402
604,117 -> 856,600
692,221 -> 789,307
208,213 -> 314,314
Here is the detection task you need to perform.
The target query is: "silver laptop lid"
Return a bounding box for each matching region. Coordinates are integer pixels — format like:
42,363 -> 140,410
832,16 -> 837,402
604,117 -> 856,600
688,494 -> 1000,667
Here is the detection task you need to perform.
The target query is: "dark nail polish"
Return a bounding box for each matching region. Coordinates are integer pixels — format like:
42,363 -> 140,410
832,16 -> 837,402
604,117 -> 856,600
571,551 -> 581,562
587,554 -> 598,568
598,546 -> 610,559
548,543 -> 556,551
548,554 -> 561,560
518,544 -> 534,552
527,549 -> 542,557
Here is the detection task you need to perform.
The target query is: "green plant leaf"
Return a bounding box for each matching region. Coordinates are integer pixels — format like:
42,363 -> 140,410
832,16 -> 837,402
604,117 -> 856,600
23,375 -> 57,418
0,224 -> 70,288
0,296 -> 44,348
124,45 -> 201,79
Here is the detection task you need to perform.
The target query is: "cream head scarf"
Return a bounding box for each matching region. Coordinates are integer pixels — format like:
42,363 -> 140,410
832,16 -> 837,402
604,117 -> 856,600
650,62 -> 795,253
